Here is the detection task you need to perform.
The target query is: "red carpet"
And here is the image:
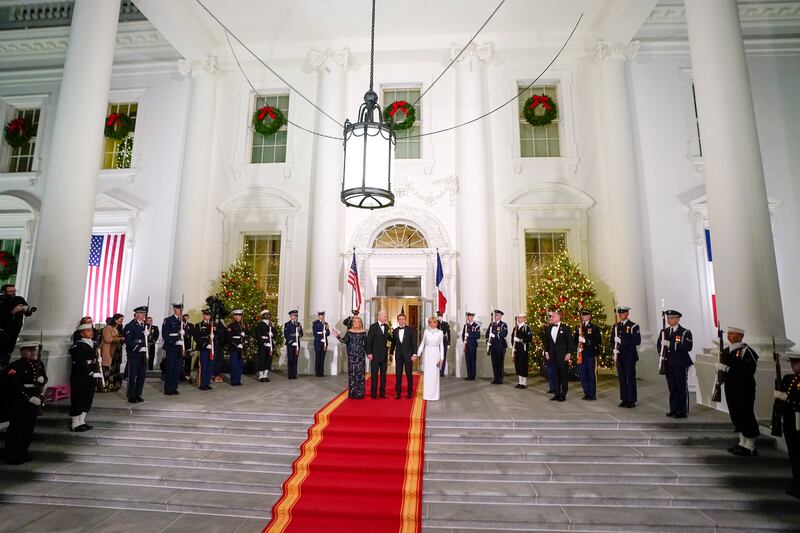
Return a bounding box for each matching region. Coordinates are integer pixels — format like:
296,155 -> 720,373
265,374 -> 426,533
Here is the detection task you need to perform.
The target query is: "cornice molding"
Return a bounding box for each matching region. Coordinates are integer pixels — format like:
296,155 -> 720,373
645,1 -> 800,28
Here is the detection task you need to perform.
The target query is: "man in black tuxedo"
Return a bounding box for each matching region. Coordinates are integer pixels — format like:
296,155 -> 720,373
543,310 -> 575,401
391,313 -> 417,399
365,310 -> 390,399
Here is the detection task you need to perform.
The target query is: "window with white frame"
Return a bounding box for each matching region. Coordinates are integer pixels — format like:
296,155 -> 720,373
102,102 -> 137,170
0,238 -> 21,285
251,94 -> 289,164
382,87 -> 421,159
242,234 -> 281,313
525,232 -> 566,305
518,84 -> 560,158
3,107 -> 40,173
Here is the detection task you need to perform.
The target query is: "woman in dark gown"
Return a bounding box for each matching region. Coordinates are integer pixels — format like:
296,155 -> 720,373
334,316 -> 366,399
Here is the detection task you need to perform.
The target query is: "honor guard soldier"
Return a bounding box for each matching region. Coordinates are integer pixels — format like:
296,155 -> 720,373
544,310 -> 575,401
486,310 -> 509,384
145,316 -> 159,371
611,306 -> 641,408
461,311 -> 480,380
194,309 -> 216,390
437,310 -> 451,377
182,313 -> 195,383
657,310 -> 694,418
2,341 -> 46,464
775,352 -> 800,499
255,310 -> 276,382
123,306 -> 149,404
719,326 -> 760,456
312,311 -> 330,377
575,309 -> 602,400
70,321 -> 101,431
511,312 -> 533,389
161,303 -> 185,395
284,310 -> 303,379
226,310 -> 245,386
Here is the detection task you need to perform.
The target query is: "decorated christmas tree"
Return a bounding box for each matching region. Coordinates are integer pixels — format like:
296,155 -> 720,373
212,252 -> 284,365
526,251 -> 613,375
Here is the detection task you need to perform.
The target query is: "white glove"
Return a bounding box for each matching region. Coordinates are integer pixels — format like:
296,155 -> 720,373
292,342 -> 299,347
175,340 -> 184,346
715,362 -> 729,372
37,376 -> 45,384
237,344 -> 243,349
578,336 -> 586,343
93,372 -> 103,378
613,349 -> 620,356
774,391 -> 788,401
205,344 -> 211,350
139,346 -> 147,352
489,333 -> 495,339
28,396 -> 42,406
614,336 -> 621,344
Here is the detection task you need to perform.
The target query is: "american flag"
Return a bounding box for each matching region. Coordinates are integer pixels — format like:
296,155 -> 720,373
84,233 -> 126,322
348,251 -> 362,311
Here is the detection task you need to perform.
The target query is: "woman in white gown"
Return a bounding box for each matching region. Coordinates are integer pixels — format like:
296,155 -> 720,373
418,316 -> 444,401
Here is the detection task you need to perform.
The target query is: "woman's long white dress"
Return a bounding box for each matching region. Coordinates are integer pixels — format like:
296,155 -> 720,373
418,328 -> 444,401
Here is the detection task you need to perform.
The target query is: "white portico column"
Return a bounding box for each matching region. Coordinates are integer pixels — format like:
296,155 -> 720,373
307,49 -> 349,376
685,0 -> 790,416
25,0 -> 121,386
170,57 -> 218,309
594,41 -> 650,334
453,43 -> 495,377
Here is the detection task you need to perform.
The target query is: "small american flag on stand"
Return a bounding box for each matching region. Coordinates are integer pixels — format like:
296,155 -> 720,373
348,251 -> 362,311
83,233 -> 126,322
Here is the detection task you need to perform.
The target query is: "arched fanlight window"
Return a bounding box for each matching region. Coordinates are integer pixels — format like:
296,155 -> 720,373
372,224 -> 428,249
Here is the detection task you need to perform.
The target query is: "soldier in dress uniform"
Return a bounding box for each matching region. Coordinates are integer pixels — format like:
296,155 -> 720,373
312,311 -> 330,377
719,326 -> 760,456
461,311 -> 480,380
145,316 -> 159,371
437,310 -> 451,377
284,310 -> 303,379
70,321 -> 101,431
226,310 -> 245,386
575,309 -> 601,401
193,309 -> 216,390
511,312 -> 533,389
486,310 -> 509,385
182,313 -> 195,383
161,303 -> 186,395
343,309 -> 360,330
611,306 -> 641,408
2,341 -> 46,464
775,351 -> 800,499
657,310 -> 694,419
123,306 -> 149,404
254,310 -> 276,382
543,310 -> 575,401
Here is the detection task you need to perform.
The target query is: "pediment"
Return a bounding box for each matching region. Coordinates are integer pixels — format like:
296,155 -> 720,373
218,188 -> 299,214
505,183 -> 594,210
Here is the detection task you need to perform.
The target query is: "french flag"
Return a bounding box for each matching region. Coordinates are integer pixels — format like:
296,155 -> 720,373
436,250 -> 447,314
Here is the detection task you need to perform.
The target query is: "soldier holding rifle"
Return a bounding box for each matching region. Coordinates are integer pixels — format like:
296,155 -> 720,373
162,302 -> 186,396
575,309 -> 601,401
656,310 -> 693,419
312,310 -> 330,377
611,306 -> 641,408
718,326 -> 760,456
774,351 -> 800,499
461,311 -> 480,381
123,305 -> 149,404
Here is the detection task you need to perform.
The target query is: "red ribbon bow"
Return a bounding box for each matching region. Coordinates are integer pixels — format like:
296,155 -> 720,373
7,118 -> 25,134
389,100 -> 408,117
529,95 -> 552,111
106,113 -> 121,127
257,106 -> 277,121
0,253 -> 8,268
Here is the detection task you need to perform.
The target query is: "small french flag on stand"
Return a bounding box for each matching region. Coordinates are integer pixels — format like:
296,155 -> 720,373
436,250 -> 447,314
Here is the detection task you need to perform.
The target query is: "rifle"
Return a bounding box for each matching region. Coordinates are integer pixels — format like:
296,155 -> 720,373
577,320 -> 584,366
612,301 -> 620,367
95,330 -> 106,391
771,336 -> 783,437
658,299 -> 667,376
178,293 -> 186,361
486,305 -> 494,356
710,327 -> 725,403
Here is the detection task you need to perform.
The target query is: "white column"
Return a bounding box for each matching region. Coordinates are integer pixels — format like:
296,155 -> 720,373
453,43 -> 495,376
307,49 -> 349,376
594,41 -> 650,333
25,0 -> 121,386
685,0 -> 791,416
170,57 -> 218,309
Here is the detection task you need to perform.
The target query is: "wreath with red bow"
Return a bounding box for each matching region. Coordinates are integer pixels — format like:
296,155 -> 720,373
3,118 -> 32,149
104,113 -> 134,141
0,251 -> 18,279
252,106 -> 287,137
383,100 -> 417,131
522,94 -> 558,127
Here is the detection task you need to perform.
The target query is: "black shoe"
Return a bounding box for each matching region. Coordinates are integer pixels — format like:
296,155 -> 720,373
619,401 -> 627,408
727,444 -> 741,454
547,390 -> 555,394
173,390 -> 180,395
70,425 -> 88,433
128,398 -> 137,404
520,385 -> 527,389
550,396 -> 559,401
666,412 -> 674,417
625,402 -> 636,409
264,377 -> 271,382
514,384 -> 521,389
582,396 -> 589,400
164,391 -> 173,396
199,385 -> 210,391
673,413 -> 687,419
732,446 -> 758,457
136,397 -> 144,403
557,397 -> 566,402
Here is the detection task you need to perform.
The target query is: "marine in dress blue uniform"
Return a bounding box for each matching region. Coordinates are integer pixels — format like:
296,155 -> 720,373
2,341 -> 47,464
776,352 -> 800,500
123,306 -> 149,403
461,312 -> 480,380
226,310 -> 245,386
312,311 -> 330,377
284,310 -> 303,379
193,309 -> 216,390
656,310 -> 693,418
611,306 -> 641,408
161,303 -> 186,395
511,312 -> 533,389
575,309 -> 602,401
254,310 -> 276,382
70,322 -> 100,430
486,310 -> 509,385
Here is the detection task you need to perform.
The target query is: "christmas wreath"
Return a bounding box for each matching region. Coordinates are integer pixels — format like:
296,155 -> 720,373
3,118 -> 32,149
522,94 -> 558,127
383,100 -> 416,131
0,251 -> 18,279
252,106 -> 286,137
104,113 -> 134,141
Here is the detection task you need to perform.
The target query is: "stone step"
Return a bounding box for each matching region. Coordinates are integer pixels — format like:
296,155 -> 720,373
426,417 -> 735,431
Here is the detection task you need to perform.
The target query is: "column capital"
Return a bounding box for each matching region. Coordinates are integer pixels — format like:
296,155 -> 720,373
592,40 -> 639,62
178,56 -> 218,79
449,42 -> 494,66
308,48 -> 351,74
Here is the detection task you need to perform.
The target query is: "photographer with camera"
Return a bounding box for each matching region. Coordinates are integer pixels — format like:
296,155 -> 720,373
0,284 -> 36,369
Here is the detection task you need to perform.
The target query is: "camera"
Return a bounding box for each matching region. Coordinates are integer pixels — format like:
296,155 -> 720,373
21,305 -> 37,317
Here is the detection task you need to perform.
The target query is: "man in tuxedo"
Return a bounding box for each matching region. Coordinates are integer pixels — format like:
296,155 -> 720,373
543,310 -> 575,401
365,310 -> 390,399
391,313 -> 417,399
